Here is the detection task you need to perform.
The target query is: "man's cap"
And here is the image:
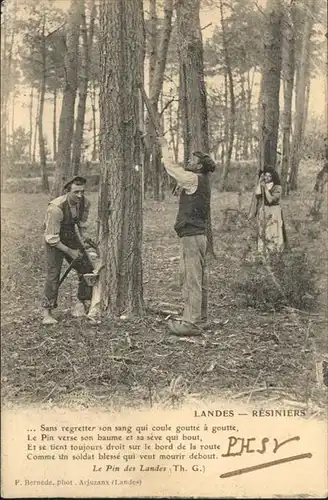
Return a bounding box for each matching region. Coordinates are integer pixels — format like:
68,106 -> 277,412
192,151 -> 216,172
63,176 -> 87,191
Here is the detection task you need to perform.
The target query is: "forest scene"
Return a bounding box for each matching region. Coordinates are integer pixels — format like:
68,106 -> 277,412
1,0 -> 327,412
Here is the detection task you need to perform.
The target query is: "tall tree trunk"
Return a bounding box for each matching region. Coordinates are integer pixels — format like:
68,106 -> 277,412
247,66 -> 256,157
149,0 -> 157,90
39,18 -> 49,192
302,76 -> 311,136
218,0 -> 235,190
149,0 -> 173,108
325,30 -> 328,133
176,0 -> 214,255
52,0 -> 80,195
33,85 -> 41,164
11,92 -> 16,138
0,22 -> 9,175
98,0 -> 144,317
28,86 -> 34,162
90,81 -> 97,161
309,139 -> 328,218
240,71 -> 248,159
72,0 -> 96,175
146,0 -> 174,200
246,69 -> 251,159
177,1 -> 209,158
221,71 -> 228,172
52,88 -> 57,161
309,160 -> 328,219
144,0 -> 157,198
258,0 -> 283,170
280,1 -> 296,194
289,0 -> 315,191
1,2 -> 16,178
169,94 -> 180,163
149,0 -> 159,201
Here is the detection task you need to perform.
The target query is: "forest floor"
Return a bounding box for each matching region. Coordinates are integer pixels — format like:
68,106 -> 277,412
1,162 -> 327,412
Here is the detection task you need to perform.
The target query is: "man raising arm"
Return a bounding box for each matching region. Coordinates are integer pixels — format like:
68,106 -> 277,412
158,136 -> 216,336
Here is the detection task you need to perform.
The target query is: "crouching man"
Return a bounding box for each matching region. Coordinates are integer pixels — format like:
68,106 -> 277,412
158,136 -> 216,336
41,176 -> 93,325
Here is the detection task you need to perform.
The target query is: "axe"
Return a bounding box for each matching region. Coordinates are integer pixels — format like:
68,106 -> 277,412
58,256 -> 80,288
58,227 -> 101,289
138,82 -> 180,193
137,82 -> 162,136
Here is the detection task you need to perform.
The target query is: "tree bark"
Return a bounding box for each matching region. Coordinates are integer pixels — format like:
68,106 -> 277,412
168,89 -> 180,163
90,81 -> 97,161
325,31 -> 328,133
72,0 -> 96,175
302,75 -> 311,138
247,67 -> 256,157
52,0 -> 80,195
11,91 -> 16,138
146,0 -> 174,200
28,86 -> 34,162
258,0 -> 283,170
52,87 -> 57,161
98,0 -> 144,317
32,84 -> 40,164
146,0 -> 158,198
240,71 -> 248,159
218,0 -> 235,190
280,1 -> 296,194
177,0 -> 209,158
176,0 -> 214,255
149,0 -> 157,90
39,17 -> 49,192
221,71 -> 228,172
1,2 -> 16,177
289,0 -> 315,191
309,160 -> 328,219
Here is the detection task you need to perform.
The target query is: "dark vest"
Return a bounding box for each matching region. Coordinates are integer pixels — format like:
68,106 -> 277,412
55,196 -> 86,248
174,175 -> 210,238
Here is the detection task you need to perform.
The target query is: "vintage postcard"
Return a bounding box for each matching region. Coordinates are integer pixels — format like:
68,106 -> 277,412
1,0 -> 327,497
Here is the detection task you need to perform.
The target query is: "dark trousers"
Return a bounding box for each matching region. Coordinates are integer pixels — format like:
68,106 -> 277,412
42,243 -> 93,310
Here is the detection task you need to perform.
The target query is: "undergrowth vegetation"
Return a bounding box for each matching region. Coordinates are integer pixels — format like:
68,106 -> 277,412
235,249 -> 320,312
1,161 -> 327,409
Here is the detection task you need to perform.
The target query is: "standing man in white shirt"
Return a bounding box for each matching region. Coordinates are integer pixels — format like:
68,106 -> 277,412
41,176 -> 93,325
158,136 -> 216,336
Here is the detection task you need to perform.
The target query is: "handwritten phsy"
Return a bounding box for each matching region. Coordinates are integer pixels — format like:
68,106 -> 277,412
23,421 -> 312,481
220,435 -> 311,478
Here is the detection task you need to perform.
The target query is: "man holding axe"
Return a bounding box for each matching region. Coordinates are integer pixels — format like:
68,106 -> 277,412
41,176 -> 94,325
138,84 -> 216,336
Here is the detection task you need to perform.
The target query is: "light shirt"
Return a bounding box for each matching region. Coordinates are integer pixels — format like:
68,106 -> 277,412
44,194 -> 90,246
161,142 -> 198,195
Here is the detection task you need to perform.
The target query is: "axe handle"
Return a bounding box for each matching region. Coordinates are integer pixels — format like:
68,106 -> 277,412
58,258 -> 78,287
138,83 -> 162,136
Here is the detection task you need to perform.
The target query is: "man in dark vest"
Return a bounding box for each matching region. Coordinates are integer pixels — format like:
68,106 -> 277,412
41,176 -> 93,325
158,136 -> 216,336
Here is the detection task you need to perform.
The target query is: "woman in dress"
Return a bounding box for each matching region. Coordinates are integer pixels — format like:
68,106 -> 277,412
253,167 -> 286,254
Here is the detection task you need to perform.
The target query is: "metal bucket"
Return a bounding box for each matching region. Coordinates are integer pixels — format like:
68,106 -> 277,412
83,273 -> 98,287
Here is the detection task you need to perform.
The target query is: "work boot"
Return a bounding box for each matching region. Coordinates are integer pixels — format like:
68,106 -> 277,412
167,318 -> 201,337
71,301 -> 87,318
42,309 -> 58,325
